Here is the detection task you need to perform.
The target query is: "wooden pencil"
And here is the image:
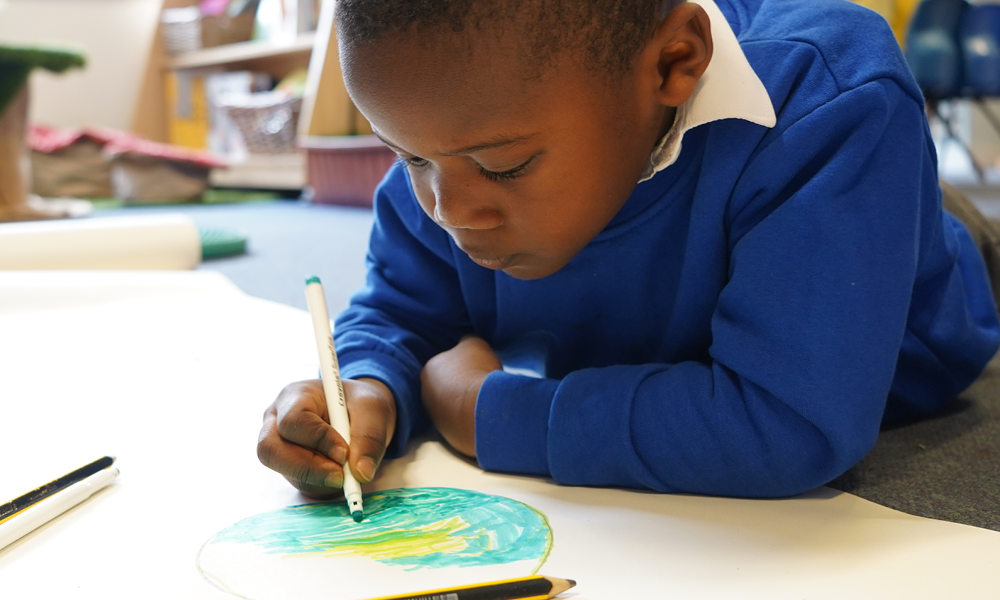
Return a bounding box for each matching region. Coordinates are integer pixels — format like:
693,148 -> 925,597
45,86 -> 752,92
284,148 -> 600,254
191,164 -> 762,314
0,456 -> 115,524
363,575 -> 576,600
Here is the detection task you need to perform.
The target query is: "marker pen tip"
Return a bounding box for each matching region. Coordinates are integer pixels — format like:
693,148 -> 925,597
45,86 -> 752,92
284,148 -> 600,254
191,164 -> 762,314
352,510 -> 364,523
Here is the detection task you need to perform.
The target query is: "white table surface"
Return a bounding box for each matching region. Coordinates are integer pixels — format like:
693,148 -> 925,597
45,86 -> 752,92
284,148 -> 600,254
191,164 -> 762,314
1,271 -> 998,599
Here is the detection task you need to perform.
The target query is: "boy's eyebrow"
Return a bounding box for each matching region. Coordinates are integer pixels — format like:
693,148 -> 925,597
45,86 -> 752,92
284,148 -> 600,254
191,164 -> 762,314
373,131 -> 534,156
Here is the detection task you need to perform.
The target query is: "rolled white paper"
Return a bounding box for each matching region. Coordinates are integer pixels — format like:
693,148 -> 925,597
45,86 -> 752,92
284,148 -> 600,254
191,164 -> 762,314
0,214 -> 201,270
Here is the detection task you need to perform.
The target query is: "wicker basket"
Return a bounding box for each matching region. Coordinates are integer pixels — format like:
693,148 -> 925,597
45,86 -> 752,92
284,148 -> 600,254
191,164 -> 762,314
160,1 -> 260,55
219,93 -> 302,154
161,7 -> 202,55
201,2 -> 259,48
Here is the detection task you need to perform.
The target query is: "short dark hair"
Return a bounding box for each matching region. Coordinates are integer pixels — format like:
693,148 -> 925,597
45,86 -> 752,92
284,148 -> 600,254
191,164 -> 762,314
335,0 -> 681,77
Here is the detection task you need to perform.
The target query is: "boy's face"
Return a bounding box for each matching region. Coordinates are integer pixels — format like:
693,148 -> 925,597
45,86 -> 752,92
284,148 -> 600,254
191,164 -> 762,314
343,30 -> 670,280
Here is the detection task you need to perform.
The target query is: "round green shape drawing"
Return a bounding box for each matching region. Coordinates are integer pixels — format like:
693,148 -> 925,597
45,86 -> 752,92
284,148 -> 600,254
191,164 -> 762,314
208,488 -> 553,572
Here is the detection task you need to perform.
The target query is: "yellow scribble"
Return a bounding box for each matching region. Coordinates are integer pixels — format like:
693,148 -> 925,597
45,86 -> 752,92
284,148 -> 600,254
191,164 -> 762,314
320,516 -> 473,561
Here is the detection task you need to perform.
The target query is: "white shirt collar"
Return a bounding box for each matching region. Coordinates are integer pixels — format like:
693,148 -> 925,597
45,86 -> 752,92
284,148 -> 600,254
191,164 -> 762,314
639,0 -> 777,182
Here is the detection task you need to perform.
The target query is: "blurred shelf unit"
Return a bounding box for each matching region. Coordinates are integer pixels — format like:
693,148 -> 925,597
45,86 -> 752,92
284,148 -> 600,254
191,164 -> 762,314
134,0 -> 371,191
134,0 -> 326,190
168,34 -> 316,190
167,33 -> 316,70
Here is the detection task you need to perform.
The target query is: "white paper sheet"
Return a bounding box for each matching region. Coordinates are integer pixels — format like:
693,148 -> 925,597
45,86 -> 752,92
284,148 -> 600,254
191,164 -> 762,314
0,271 -> 997,599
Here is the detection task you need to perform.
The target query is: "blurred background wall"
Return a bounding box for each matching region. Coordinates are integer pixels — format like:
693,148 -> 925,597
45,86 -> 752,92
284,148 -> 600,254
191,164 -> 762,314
0,0 -> 161,130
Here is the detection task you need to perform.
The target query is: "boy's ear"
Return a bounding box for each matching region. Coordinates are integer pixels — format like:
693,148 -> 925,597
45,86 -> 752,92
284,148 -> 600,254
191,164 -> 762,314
648,3 -> 713,107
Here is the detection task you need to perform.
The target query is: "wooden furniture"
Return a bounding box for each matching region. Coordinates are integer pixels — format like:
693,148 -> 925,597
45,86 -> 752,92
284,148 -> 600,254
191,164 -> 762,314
133,0 -> 364,190
297,0 -> 371,139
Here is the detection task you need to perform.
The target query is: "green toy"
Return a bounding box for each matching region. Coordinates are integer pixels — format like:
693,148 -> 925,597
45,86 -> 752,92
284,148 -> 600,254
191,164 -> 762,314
0,46 -> 84,115
0,45 -> 85,221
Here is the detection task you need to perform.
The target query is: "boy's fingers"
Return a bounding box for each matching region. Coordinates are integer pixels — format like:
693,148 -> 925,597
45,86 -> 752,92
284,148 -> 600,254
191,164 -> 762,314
258,409 -> 345,490
259,377 -> 395,494
344,379 -> 396,483
275,407 -> 347,463
273,380 -> 348,463
350,430 -> 387,482
285,477 -> 345,500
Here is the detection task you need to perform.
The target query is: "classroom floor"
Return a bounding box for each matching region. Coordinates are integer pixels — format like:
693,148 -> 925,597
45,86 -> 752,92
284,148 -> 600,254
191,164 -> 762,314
101,200 -> 375,315
98,198 -> 1000,533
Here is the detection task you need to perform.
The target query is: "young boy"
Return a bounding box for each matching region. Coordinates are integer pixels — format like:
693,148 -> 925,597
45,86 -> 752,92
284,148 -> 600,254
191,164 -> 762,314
257,0 -> 1000,499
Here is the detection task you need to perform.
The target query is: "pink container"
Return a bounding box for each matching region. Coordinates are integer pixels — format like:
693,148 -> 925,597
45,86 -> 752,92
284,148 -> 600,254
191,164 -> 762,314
300,135 -> 398,208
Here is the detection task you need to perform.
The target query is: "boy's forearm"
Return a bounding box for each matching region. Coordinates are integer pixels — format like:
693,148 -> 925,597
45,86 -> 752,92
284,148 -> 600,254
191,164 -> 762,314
476,359 -> 888,497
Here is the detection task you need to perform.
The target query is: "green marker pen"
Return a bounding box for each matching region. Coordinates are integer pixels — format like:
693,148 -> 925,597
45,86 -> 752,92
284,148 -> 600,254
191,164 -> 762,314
305,276 -> 364,522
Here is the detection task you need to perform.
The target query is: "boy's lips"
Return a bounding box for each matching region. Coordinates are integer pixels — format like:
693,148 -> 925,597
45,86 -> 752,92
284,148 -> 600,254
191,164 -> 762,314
454,237 -> 520,270
467,253 -> 517,270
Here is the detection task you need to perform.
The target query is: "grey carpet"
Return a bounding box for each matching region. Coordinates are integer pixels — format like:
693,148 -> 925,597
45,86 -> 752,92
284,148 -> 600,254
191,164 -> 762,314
100,200 -> 1000,532
828,349 -> 1000,532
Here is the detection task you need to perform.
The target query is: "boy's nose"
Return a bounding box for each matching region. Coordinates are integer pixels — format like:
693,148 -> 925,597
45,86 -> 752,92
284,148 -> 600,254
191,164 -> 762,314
431,179 -> 503,230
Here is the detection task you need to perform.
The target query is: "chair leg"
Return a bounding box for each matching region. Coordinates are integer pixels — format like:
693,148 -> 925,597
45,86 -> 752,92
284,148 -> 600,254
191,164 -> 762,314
929,99 -> 986,184
971,98 -> 1000,178
973,97 -> 1000,133
941,179 -> 1000,311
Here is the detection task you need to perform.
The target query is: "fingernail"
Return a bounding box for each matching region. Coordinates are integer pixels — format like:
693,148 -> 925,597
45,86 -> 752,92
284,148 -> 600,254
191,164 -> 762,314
324,471 -> 344,488
357,457 -> 376,482
330,445 -> 347,465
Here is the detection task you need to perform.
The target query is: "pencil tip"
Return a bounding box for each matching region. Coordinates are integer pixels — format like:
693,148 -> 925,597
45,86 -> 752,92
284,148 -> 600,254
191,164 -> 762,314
352,510 -> 364,522
547,577 -> 576,595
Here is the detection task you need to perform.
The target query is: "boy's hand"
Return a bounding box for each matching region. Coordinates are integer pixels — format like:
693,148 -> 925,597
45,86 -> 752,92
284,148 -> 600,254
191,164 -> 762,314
421,336 -> 502,457
257,378 -> 396,499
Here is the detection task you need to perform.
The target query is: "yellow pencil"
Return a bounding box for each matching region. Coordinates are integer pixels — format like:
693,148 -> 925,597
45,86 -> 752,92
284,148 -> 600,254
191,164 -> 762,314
363,575 -> 576,600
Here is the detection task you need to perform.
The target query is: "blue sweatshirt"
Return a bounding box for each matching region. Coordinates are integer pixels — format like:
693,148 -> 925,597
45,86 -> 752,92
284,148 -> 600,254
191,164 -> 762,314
334,0 -> 1000,497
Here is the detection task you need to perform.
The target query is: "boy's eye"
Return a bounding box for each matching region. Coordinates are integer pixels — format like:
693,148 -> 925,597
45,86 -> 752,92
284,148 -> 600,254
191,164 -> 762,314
402,156 -> 429,167
477,153 -> 539,183
397,153 -> 539,183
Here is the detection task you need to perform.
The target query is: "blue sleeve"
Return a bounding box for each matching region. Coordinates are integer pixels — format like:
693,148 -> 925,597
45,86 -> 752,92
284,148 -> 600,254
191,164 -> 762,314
885,211 -> 1000,421
334,165 -> 471,456
476,79 -> 993,497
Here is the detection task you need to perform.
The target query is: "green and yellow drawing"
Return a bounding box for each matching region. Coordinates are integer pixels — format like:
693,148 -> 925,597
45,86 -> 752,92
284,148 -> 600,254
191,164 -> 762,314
206,487 -> 553,572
